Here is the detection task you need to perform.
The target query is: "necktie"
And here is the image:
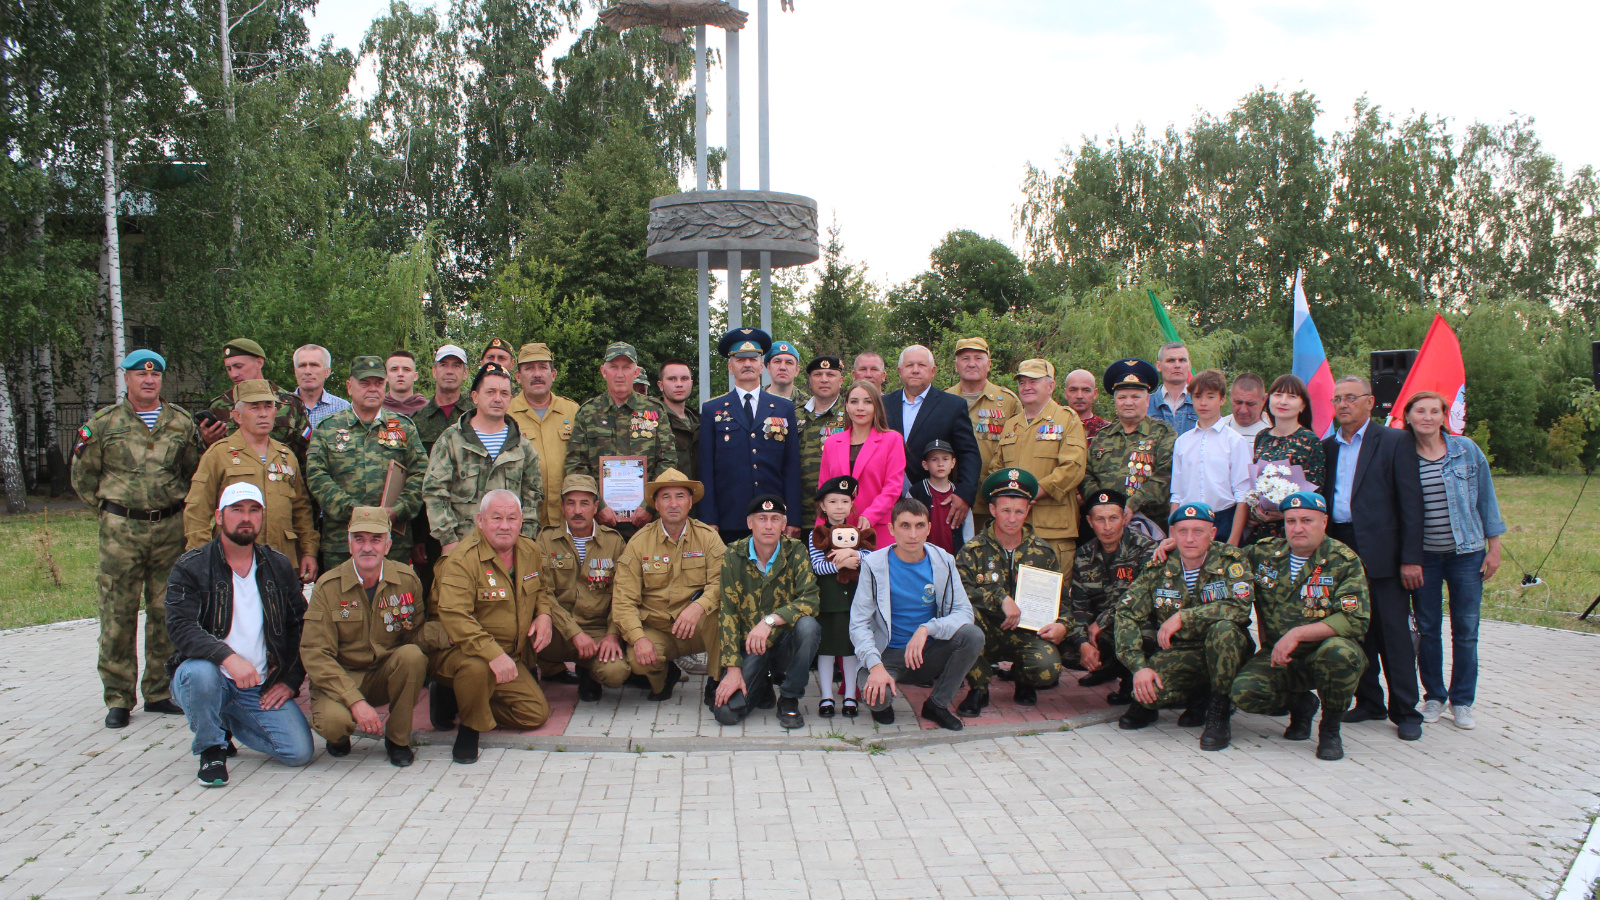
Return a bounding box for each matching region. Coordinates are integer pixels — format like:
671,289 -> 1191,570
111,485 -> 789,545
743,393 -> 754,425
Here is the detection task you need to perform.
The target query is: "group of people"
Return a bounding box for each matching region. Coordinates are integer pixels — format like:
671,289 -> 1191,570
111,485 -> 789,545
70,326 -> 1504,787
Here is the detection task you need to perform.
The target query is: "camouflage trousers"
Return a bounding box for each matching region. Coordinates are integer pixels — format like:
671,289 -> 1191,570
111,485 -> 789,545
1141,620 -> 1250,710
1230,636 -> 1367,716
968,614 -> 1063,689
96,513 -> 184,708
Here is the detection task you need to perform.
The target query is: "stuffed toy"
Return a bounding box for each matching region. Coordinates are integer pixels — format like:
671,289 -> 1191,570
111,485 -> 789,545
812,521 -> 876,585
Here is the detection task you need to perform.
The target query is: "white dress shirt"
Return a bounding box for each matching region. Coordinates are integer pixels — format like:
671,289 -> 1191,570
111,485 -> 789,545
1171,417 -> 1254,510
734,387 -> 761,423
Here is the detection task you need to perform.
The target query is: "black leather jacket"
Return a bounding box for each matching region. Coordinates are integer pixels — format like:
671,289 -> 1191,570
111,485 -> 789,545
164,538 -> 308,694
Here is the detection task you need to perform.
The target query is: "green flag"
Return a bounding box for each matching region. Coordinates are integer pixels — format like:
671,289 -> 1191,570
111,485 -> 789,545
1149,289 -> 1181,343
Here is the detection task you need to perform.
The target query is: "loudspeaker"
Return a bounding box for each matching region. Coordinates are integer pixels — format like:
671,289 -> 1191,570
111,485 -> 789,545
1370,349 -> 1418,421
1592,341 -> 1599,390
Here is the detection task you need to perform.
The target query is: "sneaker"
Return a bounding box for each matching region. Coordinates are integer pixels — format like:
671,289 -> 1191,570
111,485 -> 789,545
197,746 -> 229,787
1421,699 -> 1445,723
676,653 -> 708,676
1450,704 -> 1476,730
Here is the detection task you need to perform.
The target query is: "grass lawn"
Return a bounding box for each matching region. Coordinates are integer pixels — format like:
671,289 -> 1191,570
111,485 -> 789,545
2,475 -> 1598,633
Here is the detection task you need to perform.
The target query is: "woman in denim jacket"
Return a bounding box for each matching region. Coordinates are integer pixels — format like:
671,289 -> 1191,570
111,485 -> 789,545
1402,391 -> 1505,731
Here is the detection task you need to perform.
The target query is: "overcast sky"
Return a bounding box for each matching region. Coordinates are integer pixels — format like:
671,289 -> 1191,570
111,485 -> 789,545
307,0 -> 1600,288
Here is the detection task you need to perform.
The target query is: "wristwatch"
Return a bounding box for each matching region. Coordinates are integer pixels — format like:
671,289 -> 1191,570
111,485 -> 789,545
763,614 -> 779,627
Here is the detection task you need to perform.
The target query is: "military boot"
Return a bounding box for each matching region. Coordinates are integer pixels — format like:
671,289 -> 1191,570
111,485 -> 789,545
1199,694 -> 1232,751
1119,702 -> 1158,730
1284,691 -> 1319,741
1177,689 -> 1209,727
1317,705 -> 1345,761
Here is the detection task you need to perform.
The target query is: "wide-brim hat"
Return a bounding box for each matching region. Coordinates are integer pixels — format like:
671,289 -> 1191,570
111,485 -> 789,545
645,468 -> 704,505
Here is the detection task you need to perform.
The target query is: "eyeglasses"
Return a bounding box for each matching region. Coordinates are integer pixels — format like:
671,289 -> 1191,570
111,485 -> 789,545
1331,393 -> 1372,406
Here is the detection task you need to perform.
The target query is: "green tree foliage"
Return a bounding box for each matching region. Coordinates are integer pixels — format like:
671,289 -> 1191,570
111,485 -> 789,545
888,229 -> 1043,347
805,223 -> 878,360
460,257 -> 597,400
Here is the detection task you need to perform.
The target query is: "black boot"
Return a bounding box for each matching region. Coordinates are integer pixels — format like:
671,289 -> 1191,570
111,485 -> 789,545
1119,702 -> 1158,729
325,737 -> 352,758
1078,669 -> 1117,687
1317,705 -> 1345,760
428,680 -> 457,731
1013,683 -> 1038,706
957,687 -> 989,718
1284,691 -> 1319,741
1199,694 -> 1233,751
647,662 -> 681,701
1106,674 -> 1134,706
453,725 -> 480,764
385,738 -> 415,768
1177,689 -> 1209,727
577,666 -> 603,702
703,676 -> 718,707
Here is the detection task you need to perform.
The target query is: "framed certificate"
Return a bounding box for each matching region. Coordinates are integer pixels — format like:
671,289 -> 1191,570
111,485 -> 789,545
1013,564 -> 1064,632
600,456 -> 648,513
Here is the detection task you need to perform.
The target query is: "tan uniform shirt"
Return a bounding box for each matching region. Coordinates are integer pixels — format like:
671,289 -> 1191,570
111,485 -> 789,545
954,380 -> 1022,477
611,519 -> 727,645
184,433 -> 317,560
537,525 -> 627,640
991,399 -> 1088,540
300,559 -> 445,707
508,393 -> 580,530
434,528 -> 555,662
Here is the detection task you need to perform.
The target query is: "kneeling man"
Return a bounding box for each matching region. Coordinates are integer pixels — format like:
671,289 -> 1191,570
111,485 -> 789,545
1115,502 -> 1252,751
1069,489 -> 1157,703
301,507 -> 446,767
711,495 -> 821,729
431,489 -> 556,764
536,475 -> 628,701
1231,491 -> 1369,761
852,498 -> 984,731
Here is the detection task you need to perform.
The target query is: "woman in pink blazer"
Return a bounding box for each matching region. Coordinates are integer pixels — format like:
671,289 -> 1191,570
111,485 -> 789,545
819,381 -> 907,533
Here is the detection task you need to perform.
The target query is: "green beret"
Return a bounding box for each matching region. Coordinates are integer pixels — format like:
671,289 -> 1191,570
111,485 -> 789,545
223,338 -> 266,360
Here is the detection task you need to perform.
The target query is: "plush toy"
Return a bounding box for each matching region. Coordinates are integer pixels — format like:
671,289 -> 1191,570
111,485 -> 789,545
812,521 -> 876,585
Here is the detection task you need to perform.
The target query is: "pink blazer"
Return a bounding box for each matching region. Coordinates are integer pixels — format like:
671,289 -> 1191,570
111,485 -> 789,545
819,428 -> 907,533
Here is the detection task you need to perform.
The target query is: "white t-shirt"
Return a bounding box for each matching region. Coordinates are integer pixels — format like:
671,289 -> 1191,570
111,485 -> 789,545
222,559 -> 269,682
1220,413 -> 1270,439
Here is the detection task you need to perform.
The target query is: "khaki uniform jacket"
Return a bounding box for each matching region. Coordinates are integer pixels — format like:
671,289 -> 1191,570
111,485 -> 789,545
300,559 -> 448,708
954,380 -> 1022,478
183,433 -> 317,561
71,400 -> 201,511
422,417 -> 542,546
611,519 -> 727,645
537,525 -> 627,639
990,399 -> 1088,540
507,393 -> 580,530
434,527 -> 556,662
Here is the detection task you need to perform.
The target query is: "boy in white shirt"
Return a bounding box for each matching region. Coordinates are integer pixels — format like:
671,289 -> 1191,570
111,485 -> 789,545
1170,369 -> 1252,545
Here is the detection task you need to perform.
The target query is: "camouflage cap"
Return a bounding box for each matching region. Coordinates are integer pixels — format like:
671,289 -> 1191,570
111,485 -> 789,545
349,356 -> 386,380
348,506 -> 391,535
222,338 -> 266,360
480,338 -> 514,360
603,341 -> 640,363
234,379 -> 278,405
560,474 -> 600,497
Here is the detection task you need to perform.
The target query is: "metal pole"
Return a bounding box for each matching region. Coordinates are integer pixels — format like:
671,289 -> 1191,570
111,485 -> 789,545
726,2 -> 742,330
695,25 -> 710,407
757,0 -> 772,343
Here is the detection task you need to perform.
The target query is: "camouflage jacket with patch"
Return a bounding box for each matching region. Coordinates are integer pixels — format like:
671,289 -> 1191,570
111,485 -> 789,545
1069,530 -> 1157,644
1114,541 -> 1252,672
563,392 -> 679,506
307,408 -> 428,561
717,537 -> 819,670
1245,536 -> 1370,645
796,398 -> 847,524
71,400 -> 201,511
422,417 -> 542,546
955,523 -> 1063,625
1083,417 -> 1176,523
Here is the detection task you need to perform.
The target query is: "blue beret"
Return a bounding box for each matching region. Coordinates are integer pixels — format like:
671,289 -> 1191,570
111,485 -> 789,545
765,340 -> 800,362
1280,491 -> 1328,514
1168,502 -> 1215,526
122,350 -> 166,372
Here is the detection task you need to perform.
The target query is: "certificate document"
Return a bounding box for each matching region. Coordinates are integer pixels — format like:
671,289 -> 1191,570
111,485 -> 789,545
600,456 -> 648,513
1013,564 -> 1064,632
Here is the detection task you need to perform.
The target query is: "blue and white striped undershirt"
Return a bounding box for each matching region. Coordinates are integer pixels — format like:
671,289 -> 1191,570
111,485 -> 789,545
137,407 -> 162,431
1289,554 -> 1309,580
1183,567 -> 1200,591
476,428 -> 508,459
572,534 -> 589,565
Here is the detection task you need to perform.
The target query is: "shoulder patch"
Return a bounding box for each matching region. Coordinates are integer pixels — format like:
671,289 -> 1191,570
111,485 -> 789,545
1227,562 -> 1245,579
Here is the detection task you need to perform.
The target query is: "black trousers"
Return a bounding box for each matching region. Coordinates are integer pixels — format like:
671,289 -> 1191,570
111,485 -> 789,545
1330,522 -> 1422,725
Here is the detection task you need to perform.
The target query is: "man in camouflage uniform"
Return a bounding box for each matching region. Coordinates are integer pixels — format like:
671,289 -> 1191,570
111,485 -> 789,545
955,469 -> 1064,717
1115,502 -> 1252,751
411,345 -> 475,454
1083,358 -> 1176,537
535,475 -> 627,700
71,350 -> 201,728
563,341 -> 678,538
709,495 -> 821,729
988,358 -> 1087,561
423,364 -> 542,555
656,359 -> 700,485
1232,491 -> 1370,761
202,338 -> 312,469
797,355 -> 847,524
308,357 -> 428,570
1069,488 -> 1156,703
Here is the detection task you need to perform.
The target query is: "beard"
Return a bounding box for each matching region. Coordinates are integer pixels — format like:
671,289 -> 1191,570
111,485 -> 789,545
222,523 -> 258,547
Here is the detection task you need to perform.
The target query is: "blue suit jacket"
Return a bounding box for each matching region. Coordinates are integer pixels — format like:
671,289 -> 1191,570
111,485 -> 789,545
698,390 -> 802,529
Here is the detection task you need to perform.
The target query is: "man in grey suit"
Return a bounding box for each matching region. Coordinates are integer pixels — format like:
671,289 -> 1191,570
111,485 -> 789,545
883,345 -> 982,533
1320,376 -> 1425,740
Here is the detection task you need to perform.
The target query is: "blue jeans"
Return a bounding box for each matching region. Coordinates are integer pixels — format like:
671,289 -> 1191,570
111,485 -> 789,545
713,616 -> 822,725
1411,549 -> 1484,707
170,659 -> 314,765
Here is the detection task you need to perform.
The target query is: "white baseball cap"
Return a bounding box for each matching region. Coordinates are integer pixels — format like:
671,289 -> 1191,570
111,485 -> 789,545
217,482 -> 265,511
435,344 -> 469,364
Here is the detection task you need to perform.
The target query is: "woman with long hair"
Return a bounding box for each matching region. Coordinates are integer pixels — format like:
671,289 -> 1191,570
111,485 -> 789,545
817,380 -> 906,534
1247,374 -> 1327,544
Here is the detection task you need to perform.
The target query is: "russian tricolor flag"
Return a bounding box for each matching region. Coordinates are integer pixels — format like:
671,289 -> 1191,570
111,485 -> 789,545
1291,270 -> 1336,437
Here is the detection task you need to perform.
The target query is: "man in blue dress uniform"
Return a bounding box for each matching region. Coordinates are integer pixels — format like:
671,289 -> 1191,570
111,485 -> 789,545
698,328 -> 803,544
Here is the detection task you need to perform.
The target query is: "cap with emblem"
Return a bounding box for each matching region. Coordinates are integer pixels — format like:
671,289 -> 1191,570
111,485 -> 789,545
348,506 -> 391,535
816,475 -> 859,501
981,468 -> 1039,504
1017,358 -> 1056,380
234,379 -> 278,405
517,342 -> 554,365
953,336 -> 991,355
634,371 -> 650,386
806,356 -> 842,374
747,493 -> 786,517
1168,502 -> 1215,526
764,340 -> 800,363
603,341 -> 640,363
434,344 -> 468,365
1103,358 -> 1160,394
122,349 -> 166,372
222,338 -> 266,360
480,338 -> 513,360
217,482 -> 265,511
1085,488 -> 1128,510
644,467 -> 704,504
717,327 -> 772,359
1280,491 -> 1328,514
561,474 -> 600,497
349,356 -> 386,381
922,439 -> 955,459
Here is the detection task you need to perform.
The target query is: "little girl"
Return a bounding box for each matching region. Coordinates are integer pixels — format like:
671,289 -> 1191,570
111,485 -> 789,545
811,476 -> 876,717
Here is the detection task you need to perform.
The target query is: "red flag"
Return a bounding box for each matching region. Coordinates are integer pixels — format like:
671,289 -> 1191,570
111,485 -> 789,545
1387,314 -> 1466,433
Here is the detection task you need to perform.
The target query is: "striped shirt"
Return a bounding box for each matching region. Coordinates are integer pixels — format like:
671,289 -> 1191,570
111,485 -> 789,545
1289,554 -> 1308,581
809,542 -> 839,575
1183,567 -> 1200,592
476,427 -> 508,460
1418,455 -> 1456,553
136,407 -> 162,431
572,534 -> 590,566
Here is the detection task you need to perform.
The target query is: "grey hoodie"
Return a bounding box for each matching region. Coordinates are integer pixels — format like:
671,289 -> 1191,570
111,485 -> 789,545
848,543 -> 974,670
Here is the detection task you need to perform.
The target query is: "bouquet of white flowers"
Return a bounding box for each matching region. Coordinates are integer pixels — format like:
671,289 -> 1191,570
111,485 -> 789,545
1245,459 -> 1316,513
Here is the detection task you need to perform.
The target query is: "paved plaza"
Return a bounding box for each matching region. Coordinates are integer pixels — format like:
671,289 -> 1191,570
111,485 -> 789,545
0,617 -> 1597,899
